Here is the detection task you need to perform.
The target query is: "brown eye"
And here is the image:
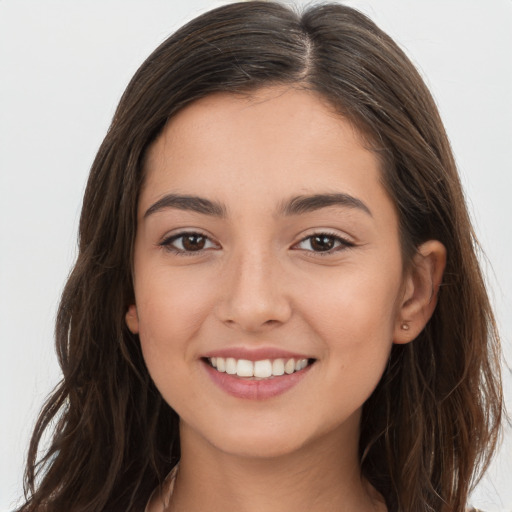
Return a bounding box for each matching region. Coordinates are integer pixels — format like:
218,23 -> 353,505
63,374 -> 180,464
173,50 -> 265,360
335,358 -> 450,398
310,235 -> 335,251
295,233 -> 354,253
182,234 -> 206,251
160,232 -> 217,254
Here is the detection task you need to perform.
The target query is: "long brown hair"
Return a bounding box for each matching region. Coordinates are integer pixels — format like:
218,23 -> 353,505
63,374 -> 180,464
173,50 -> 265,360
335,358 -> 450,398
18,2 -> 503,511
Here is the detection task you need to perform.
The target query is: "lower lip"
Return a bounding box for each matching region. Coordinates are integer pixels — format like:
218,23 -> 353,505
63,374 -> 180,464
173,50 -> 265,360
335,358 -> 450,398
202,360 -> 313,400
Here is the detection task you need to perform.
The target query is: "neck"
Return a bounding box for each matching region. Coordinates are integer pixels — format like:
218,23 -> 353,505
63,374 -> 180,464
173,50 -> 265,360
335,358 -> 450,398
167,418 -> 386,512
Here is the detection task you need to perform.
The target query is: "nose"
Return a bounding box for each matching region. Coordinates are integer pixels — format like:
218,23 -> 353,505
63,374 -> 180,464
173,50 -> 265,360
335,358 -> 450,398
216,248 -> 293,332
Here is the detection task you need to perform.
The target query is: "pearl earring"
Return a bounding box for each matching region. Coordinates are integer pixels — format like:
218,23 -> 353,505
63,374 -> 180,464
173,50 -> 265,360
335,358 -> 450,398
401,322 -> 410,331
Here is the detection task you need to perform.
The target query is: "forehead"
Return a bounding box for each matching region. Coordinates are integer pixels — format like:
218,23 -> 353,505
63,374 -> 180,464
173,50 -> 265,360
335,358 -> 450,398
141,86 -> 387,216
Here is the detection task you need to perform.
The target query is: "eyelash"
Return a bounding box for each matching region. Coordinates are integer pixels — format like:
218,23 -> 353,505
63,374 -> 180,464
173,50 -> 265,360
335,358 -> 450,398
159,231 -> 355,256
294,231 -> 355,255
159,231 -> 218,256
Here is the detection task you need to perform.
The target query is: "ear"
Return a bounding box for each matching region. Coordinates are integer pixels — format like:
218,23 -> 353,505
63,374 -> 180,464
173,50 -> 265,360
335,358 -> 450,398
125,304 -> 140,334
394,240 -> 446,344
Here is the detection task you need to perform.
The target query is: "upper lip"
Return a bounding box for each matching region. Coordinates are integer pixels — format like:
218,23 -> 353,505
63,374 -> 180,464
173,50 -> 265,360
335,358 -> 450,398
202,347 -> 314,361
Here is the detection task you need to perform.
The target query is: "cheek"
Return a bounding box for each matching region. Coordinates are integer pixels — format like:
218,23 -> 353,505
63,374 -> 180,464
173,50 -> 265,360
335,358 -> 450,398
303,262 -> 401,338
134,266 -> 216,372
137,264 -> 213,328
298,258 -> 402,385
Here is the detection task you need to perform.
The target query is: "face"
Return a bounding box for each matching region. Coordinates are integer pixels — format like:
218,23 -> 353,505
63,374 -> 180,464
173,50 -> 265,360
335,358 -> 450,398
127,87 -> 410,460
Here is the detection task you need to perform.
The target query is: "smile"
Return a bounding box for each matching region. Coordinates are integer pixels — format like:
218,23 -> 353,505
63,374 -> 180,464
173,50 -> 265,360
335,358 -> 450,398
207,356 -> 312,379
202,354 -> 316,400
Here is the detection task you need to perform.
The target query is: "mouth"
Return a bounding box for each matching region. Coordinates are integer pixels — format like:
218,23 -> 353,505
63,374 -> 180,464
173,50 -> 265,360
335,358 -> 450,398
203,356 -> 316,380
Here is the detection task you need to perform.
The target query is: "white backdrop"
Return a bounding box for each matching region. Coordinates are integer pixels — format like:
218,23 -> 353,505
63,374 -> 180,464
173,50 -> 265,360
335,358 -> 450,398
1,1 -> 511,510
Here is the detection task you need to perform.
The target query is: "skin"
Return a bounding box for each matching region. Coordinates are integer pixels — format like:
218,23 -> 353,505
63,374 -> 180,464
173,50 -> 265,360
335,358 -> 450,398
126,86 -> 446,512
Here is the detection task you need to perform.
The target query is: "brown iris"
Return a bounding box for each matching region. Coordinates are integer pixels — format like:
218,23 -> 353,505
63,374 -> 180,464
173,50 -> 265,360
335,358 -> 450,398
310,235 -> 336,252
182,234 -> 207,251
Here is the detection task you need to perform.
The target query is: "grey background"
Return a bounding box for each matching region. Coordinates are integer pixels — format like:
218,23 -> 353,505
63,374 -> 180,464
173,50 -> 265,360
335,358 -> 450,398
1,1 -> 511,510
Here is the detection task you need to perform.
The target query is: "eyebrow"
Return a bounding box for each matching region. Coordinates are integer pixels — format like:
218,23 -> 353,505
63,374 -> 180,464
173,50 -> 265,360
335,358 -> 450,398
279,193 -> 372,217
144,192 -> 372,219
144,194 -> 227,218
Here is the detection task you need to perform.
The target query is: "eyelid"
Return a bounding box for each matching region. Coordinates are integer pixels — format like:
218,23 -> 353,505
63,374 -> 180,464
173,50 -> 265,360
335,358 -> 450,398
291,230 -> 355,254
158,229 -> 220,255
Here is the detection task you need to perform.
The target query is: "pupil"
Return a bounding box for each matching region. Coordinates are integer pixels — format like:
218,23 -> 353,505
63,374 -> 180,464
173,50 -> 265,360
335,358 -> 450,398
183,234 -> 205,251
311,235 -> 334,251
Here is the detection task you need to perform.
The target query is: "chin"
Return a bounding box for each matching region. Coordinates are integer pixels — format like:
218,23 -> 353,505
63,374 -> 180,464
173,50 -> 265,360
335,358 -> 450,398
194,412 -> 355,462
182,415 -> 312,461
215,430 -> 309,460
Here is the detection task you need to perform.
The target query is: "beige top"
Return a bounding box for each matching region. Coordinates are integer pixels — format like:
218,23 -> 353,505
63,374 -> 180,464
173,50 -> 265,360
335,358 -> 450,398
144,465 -> 179,512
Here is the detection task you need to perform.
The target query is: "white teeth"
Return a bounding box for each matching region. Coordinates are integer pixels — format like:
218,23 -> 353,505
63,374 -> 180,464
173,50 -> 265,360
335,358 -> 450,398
295,358 -> 307,370
226,357 -> 237,375
236,359 -> 254,377
209,356 -> 311,378
216,357 -> 226,372
272,359 -> 285,376
254,360 -> 272,378
284,358 -> 295,374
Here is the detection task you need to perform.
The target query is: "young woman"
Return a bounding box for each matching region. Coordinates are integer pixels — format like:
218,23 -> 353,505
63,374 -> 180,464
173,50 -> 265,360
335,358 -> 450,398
17,2 -> 503,511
